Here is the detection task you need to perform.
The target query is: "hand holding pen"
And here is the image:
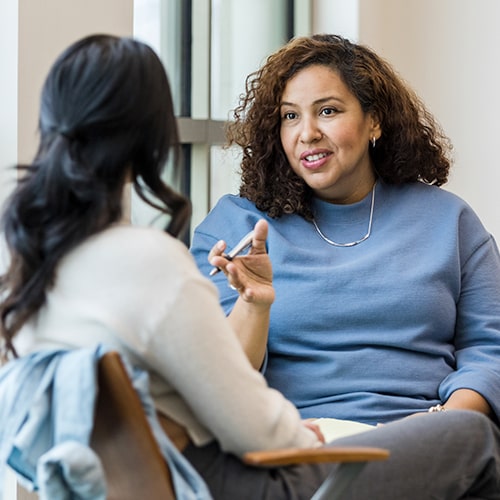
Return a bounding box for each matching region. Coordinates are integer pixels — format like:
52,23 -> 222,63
209,230 -> 255,276
207,219 -> 275,305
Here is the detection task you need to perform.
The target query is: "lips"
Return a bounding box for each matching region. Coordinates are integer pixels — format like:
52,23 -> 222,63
300,149 -> 332,169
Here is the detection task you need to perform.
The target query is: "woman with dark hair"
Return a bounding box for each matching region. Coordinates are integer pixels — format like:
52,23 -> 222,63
1,34 -> 500,500
0,35 -> 190,359
190,33 -> 500,494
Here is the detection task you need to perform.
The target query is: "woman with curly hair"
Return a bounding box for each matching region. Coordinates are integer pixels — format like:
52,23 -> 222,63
191,34 -> 500,426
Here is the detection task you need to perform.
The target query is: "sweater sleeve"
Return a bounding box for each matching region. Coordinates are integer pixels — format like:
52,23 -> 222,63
439,231 -> 500,420
137,237 -> 321,456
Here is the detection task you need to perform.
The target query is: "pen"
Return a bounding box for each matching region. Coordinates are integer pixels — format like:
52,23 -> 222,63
209,230 -> 255,276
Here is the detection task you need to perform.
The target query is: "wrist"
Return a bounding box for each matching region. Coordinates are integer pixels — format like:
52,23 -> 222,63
237,288 -> 275,308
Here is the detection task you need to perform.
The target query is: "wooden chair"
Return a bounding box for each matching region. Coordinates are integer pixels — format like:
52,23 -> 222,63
90,351 -> 175,499
15,351 -> 174,500
15,351 -> 388,499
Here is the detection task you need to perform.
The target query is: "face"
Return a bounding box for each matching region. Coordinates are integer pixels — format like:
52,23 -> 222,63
279,64 -> 380,204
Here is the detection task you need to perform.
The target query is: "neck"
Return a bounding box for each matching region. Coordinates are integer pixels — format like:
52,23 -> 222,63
316,174 -> 377,205
120,182 -> 132,224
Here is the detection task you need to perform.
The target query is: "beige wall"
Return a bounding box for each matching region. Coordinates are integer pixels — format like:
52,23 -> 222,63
17,0 -> 134,164
0,0 -> 133,205
314,0 -> 500,240
0,1 -> 19,204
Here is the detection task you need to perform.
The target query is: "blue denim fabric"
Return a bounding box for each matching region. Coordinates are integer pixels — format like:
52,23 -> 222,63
36,441 -> 106,500
0,345 -> 211,500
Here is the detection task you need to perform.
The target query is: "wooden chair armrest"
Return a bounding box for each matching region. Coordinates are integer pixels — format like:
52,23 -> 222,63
243,446 -> 389,467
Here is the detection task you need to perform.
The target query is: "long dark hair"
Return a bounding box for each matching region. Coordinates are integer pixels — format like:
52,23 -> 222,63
227,33 -> 452,219
0,34 -> 190,358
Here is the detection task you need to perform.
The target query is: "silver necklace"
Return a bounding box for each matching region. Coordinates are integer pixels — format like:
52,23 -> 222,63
312,183 -> 376,247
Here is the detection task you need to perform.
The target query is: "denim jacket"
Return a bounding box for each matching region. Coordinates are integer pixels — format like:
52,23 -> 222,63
0,344 -> 211,500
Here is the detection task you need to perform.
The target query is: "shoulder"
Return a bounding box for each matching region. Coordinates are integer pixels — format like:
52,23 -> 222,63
385,182 -> 493,255
66,225 -> 201,283
208,194 -> 264,217
386,182 -> 486,224
193,194 -> 266,245
387,181 -> 467,206
89,225 -> 187,259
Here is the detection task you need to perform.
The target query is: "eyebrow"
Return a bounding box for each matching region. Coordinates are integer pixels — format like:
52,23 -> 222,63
280,96 -> 344,107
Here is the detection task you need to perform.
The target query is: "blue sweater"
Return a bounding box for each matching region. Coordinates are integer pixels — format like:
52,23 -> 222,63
191,181 -> 500,424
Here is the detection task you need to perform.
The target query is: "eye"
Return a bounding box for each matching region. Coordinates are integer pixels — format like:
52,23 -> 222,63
282,111 -> 297,121
320,107 -> 338,117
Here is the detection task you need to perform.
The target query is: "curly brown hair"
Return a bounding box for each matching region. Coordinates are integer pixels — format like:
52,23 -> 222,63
226,33 -> 453,220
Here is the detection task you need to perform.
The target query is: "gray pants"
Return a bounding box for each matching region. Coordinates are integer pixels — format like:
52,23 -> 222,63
183,410 -> 500,499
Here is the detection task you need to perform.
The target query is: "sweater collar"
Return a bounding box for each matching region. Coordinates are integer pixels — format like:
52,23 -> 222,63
312,180 -> 388,226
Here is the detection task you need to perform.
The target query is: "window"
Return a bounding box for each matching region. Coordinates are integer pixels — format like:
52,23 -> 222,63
133,0 -> 311,241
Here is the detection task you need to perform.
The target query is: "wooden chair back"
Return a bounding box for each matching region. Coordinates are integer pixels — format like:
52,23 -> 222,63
90,351 -> 175,499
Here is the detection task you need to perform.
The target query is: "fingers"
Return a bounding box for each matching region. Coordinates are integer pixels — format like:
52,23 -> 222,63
302,420 -> 326,444
207,219 -> 270,280
251,219 -> 268,254
208,219 -> 268,263
208,239 -> 227,261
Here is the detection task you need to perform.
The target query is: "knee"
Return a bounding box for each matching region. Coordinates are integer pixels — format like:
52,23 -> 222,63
447,409 -> 493,426
444,410 -> 498,445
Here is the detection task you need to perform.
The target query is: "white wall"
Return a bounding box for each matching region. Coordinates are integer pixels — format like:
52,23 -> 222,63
0,0 -> 134,219
314,0 -> 500,240
0,1 -> 132,190
313,0 -> 359,39
17,0 -> 134,165
0,0 -> 19,205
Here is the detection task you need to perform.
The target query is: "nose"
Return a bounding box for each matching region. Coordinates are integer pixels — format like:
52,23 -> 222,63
299,117 -> 322,144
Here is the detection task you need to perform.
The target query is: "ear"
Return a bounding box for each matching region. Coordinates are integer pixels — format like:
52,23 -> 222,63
369,112 -> 382,140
